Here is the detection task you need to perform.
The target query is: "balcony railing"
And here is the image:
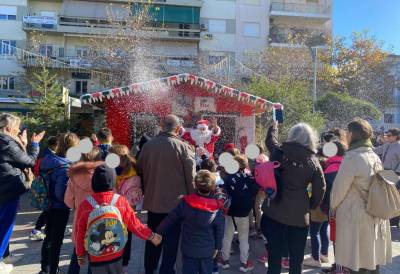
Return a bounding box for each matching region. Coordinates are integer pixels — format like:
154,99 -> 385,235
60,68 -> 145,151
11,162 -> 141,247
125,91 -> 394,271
270,2 -> 331,16
22,16 -> 58,30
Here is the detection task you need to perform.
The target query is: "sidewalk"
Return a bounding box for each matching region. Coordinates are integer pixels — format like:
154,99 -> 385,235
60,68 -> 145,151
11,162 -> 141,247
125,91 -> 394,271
8,196 -> 400,274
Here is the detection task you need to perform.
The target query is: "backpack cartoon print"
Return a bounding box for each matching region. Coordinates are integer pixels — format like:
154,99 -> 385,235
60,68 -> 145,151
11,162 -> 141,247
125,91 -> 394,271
90,223 -> 121,256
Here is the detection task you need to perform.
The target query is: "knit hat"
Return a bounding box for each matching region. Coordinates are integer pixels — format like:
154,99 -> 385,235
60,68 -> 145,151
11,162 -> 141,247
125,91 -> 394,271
197,120 -> 209,130
91,164 -> 116,193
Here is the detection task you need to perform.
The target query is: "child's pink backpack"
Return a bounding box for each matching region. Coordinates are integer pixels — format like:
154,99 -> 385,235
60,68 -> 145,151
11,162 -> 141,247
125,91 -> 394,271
254,161 -> 281,206
118,176 -> 143,207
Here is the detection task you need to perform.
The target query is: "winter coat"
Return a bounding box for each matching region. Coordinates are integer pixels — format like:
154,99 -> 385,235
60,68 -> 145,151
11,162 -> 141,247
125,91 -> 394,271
374,141 -> 400,173
64,161 -> 102,243
137,132 -> 196,214
331,147 -> 392,271
40,153 -> 71,209
223,171 -> 260,217
0,133 -> 39,206
157,193 -> 225,259
263,125 -> 326,227
75,191 -> 153,264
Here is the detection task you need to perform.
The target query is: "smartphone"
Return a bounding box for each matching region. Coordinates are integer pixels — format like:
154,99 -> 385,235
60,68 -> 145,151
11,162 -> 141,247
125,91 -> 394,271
19,125 -> 27,136
273,108 -> 284,124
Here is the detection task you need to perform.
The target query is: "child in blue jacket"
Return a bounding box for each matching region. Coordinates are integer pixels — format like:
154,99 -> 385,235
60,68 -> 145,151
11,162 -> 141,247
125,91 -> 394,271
158,170 -> 225,274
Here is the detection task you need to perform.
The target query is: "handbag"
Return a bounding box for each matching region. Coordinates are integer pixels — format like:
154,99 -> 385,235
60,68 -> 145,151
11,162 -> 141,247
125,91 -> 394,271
356,162 -> 400,219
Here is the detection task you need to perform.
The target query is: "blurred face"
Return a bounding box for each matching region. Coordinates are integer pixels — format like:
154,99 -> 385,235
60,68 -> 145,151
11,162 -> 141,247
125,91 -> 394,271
386,133 -> 397,143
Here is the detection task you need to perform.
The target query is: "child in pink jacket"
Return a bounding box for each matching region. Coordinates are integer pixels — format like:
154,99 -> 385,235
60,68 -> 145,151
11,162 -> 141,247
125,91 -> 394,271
64,147 -> 103,274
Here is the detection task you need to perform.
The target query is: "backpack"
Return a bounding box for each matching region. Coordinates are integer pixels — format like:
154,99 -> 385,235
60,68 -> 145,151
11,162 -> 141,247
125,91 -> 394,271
84,194 -> 128,258
254,161 -> 281,206
28,164 -> 67,210
363,168 -> 400,219
118,176 -> 143,207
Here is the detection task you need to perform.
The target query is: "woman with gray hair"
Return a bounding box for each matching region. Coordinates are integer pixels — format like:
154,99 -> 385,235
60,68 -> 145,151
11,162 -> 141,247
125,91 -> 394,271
261,121 -> 326,274
0,113 -> 45,273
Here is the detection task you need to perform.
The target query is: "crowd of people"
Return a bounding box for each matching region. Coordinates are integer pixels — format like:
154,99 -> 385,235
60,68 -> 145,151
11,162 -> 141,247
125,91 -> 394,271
0,112 -> 398,274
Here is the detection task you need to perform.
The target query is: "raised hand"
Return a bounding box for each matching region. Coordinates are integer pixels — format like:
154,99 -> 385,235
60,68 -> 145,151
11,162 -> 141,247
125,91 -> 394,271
19,130 -> 28,147
211,117 -> 218,129
32,131 -> 46,143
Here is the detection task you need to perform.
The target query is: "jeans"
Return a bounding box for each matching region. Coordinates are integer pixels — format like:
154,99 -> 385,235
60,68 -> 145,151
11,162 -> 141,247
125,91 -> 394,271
310,221 -> 329,261
41,208 -> 70,274
0,198 -> 19,259
182,255 -> 213,274
261,214 -> 309,274
222,216 -> 249,264
144,211 -> 181,274
68,248 -> 92,274
35,210 -> 49,230
122,232 -> 132,267
90,258 -> 123,274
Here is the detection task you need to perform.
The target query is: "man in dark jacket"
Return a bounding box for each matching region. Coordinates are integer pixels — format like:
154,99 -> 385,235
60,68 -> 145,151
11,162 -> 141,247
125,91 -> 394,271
221,155 -> 259,272
0,113 -> 44,272
137,114 -> 196,274
157,170 -> 224,274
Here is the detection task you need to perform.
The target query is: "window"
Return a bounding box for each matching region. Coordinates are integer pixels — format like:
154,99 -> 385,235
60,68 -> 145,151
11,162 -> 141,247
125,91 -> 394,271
0,76 -> 15,90
384,113 -> 395,124
208,55 -> 226,65
243,22 -> 260,37
76,47 -> 89,57
72,72 -> 90,79
0,40 -> 16,55
39,45 -> 53,57
208,19 -> 226,33
75,80 -> 88,95
0,6 -> 17,20
245,0 -> 260,5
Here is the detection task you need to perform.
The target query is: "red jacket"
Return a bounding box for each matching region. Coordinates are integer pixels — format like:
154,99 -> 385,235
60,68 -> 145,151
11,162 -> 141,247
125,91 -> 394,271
75,191 -> 153,263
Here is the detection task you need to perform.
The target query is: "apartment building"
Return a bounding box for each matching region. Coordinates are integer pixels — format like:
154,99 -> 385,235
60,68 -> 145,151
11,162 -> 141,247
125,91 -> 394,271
0,0 -> 332,109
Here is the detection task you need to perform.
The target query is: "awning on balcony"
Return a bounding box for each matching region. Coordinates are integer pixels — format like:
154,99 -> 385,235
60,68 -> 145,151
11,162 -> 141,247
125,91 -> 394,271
60,0 -> 130,20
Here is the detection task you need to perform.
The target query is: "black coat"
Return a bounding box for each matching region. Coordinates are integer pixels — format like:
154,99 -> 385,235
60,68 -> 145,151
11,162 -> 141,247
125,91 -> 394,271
0,133 -> 39,206
263,125 -> 326,227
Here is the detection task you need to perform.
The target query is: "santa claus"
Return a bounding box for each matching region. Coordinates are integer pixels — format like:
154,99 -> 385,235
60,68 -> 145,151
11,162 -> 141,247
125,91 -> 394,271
181,118 -> 221,158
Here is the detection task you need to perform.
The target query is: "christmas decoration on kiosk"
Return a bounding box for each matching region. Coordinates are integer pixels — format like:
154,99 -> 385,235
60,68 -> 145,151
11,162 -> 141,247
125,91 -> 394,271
80,73 -> 281,111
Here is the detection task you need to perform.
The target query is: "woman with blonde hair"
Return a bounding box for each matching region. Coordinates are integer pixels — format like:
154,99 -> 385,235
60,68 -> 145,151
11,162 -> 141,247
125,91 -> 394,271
0,113 -> 45,273
109,144 -> 143,274
331,119 -> 392,274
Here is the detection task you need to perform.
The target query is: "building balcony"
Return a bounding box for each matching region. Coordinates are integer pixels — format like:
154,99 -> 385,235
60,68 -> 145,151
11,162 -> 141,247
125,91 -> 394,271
269,26 -> 327,46
270,1 -> 331,21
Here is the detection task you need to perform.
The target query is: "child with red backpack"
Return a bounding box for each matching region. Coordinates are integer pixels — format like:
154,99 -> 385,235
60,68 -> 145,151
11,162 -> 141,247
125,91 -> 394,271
74,164 -> 161,274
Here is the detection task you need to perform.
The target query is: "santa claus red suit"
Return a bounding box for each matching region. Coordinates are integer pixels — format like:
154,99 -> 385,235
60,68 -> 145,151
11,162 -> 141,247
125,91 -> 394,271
181,119 -> 221,157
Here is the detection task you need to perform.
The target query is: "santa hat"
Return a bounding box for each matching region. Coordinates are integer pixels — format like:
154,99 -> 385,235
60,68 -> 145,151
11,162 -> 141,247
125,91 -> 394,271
224,143 -> 235,151
197,120 -> 209,130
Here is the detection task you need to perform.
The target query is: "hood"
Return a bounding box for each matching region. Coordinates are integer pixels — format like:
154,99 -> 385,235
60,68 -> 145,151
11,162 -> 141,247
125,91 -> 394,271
281,142 -> 315,163
183,194 -> 219,212
41,153 -> 71,171
68,161 -> 103,192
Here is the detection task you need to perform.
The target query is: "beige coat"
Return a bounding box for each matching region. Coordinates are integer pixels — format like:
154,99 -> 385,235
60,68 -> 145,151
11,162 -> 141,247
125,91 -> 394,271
331,147 -> 392,271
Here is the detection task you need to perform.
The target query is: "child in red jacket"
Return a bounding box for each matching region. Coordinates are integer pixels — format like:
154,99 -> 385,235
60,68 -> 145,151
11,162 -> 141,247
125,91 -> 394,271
74,164 -> 161,273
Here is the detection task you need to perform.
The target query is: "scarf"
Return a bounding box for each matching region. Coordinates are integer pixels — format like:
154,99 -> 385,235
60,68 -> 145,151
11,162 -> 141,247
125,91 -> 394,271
348,138 -> 373,151
116,167 -> 137,191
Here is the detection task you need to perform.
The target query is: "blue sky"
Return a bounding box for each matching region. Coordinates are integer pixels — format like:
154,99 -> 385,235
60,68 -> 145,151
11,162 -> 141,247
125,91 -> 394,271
333,0 -> 400,54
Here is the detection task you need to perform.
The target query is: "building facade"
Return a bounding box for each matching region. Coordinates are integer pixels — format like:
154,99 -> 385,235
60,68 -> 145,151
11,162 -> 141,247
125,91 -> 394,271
0,0 -> 332,109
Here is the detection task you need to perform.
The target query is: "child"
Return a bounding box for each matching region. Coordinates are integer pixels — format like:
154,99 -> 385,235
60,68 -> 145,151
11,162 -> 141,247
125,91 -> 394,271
220,155 -> 260,273
96,128 -> 113,160
75,164 -> 161,274
157,170 -> 225,274
109,145 -> 143,273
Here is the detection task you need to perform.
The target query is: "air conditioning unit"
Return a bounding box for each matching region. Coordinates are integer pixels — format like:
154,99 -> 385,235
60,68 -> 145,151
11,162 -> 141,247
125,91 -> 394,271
204,33 -> 213,40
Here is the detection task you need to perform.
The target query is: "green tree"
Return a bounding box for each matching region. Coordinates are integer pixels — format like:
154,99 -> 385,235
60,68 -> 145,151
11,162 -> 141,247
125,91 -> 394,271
316,91 -> 382,128
23,62 -> 68,137
251,77 -> 325,143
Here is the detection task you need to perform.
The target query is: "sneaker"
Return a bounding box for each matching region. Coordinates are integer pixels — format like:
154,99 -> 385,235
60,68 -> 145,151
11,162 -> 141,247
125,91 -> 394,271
320,254 -> 330,264
239,260 -> 255,273
122,266 -> 129,274
56,267 -> 65,274
303,256 -> 322,268
249,229 -> 258,237
258,251 -> 268,264
64,226 -> 73,236
30,229 -> 45,241
3,254 -> 22,264
217,258 -> 230,270
281,258 -> 290,269
0,262 -> 13,273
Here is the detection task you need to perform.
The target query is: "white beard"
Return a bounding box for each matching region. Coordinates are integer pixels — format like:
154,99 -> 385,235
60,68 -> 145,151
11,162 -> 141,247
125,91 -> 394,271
190,129 -> 212,148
